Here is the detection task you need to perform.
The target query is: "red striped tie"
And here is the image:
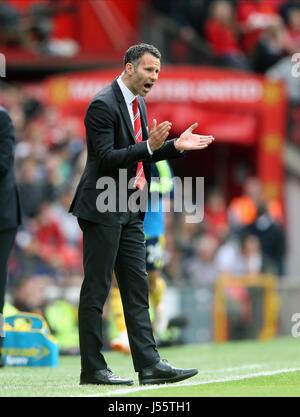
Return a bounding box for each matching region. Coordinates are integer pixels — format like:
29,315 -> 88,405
132,97 -> 147,190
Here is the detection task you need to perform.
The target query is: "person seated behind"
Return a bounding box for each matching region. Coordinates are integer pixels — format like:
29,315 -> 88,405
204,189 -> 229,240
241,204 -> 285,276
0,1 -> 25,47
237,0 -> 281,54
283,6 -> 300,52
4,276 -> 79,355
228,177 -> 283,230
21,201 -> 81,274
235,234 -> 277,276
205,0 -> 248,69
44,298 -> 79,355
183,233 -> 220,287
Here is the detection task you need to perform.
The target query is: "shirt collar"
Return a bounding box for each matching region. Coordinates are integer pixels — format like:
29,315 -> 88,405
117,76 -> 137,106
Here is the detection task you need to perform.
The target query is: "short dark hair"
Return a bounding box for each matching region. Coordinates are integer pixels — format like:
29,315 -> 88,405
123,43 -> 161,68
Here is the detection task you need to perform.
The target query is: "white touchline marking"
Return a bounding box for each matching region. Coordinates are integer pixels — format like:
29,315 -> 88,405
0,365 -> 264,395
77,367 -> 300,397
0,384 -> 79,391
0,365 -> 264,393
198,364 -> 264,374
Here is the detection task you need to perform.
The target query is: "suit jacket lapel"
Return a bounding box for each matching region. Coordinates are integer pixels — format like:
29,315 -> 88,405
138,98 -> 149,141
112,79 -> 135,141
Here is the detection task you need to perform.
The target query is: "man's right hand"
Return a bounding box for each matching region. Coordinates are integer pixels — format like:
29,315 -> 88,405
148,119 -> 172,152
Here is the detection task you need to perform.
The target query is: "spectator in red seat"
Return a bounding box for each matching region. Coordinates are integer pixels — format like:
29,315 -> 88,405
204,190 -> 229,240
284,6 -> 300,51
51,187 -> 82,248
205,0 -> 248,69
237,0 -> 281,54
25,201 -> 81,272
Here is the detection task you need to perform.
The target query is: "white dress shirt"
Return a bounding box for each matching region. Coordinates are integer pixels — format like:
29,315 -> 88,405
117,76 -> 153,155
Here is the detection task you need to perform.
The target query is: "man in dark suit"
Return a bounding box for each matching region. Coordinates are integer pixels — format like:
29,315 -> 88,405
70,44 -> 214,386
0,107 -> 21,367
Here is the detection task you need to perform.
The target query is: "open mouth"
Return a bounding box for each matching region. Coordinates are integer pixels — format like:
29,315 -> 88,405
144,83 -> 153,90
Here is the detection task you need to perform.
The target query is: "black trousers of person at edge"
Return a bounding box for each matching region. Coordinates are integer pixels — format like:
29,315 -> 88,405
0,227 -> 17,364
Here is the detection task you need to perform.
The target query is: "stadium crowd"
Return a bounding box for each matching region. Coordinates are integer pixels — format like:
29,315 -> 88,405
0,84 -> 285,284
0,80 -> 286,350
0,0 -> 293,350
148,0 -> 300,72
0,0 -> 79,56
146,0 -> 300,103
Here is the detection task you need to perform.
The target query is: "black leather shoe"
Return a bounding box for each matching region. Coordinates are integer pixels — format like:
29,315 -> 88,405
80,368 -> 134,386
139,359 -> 198,385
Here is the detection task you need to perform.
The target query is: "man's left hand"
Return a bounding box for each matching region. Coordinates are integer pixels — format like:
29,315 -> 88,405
174,123 -> 214,151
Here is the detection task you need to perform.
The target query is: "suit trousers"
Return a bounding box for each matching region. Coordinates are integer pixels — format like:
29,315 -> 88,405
0,227 -> 17,314
78,211 -> 160,372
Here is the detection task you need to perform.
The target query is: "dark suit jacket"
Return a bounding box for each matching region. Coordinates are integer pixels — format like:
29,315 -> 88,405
70,79 -> 183,224
0,107 -> 21,231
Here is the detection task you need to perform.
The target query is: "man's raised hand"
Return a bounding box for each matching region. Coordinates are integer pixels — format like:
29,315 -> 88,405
174,123 -> 214,151
148,119 -> 172,152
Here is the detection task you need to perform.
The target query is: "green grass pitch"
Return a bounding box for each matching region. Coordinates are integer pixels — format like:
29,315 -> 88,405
0,337 -> 300,397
